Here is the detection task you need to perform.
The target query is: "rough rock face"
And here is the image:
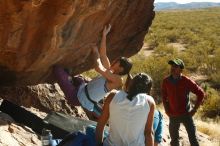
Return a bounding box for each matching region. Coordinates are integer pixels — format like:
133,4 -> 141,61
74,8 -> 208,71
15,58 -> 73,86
0,0 -> 155,86
0,120 -> 41,146
0,84 -> 88,119
0,109 -> 42,146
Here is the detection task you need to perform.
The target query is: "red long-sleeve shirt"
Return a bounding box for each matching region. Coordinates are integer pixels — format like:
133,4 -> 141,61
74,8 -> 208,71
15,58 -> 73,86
162,75 -> 205,117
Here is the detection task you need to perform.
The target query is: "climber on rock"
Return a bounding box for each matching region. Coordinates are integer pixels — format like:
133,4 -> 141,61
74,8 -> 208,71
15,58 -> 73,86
53,24 -> 132,120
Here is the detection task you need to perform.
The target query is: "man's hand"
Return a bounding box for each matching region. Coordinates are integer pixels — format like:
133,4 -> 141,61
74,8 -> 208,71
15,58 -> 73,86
189,108 -> 197,116
102,24 -> 111,36
164,101 -> 170,116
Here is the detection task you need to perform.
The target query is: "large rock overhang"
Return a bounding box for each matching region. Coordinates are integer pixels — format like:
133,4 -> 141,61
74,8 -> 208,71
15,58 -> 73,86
0,0 -> 155,86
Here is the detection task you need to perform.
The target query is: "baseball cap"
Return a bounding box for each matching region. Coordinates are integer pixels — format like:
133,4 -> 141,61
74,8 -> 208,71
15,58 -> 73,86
168,58 -> 185,69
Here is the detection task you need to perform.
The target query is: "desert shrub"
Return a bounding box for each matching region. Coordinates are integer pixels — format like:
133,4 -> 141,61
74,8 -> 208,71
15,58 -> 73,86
179,40 -> 216,75
153,44 -> 178,57
165,30 -> 180,43
198,84 -> 220,118
131,51 -> 174,102
196,119 -> 220,139
82,69 -> 98,79
145,29 -> 160,49
210,48 -> 220,85
180,31 -> 201,45
210,72 -> 220,86
148,7 -> 220,52
179,53 -> 199,72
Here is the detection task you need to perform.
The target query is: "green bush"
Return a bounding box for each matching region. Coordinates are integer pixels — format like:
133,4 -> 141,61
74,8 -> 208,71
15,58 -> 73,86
143,7 -> 220,117
130,52 -> 172,102
199,84 -> 220,118
82,69 -> 98,79
210,48 -> 220,84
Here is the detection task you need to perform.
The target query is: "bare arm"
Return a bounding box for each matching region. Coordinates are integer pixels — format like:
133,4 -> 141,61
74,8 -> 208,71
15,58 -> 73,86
99,24 -> 111,69
95,92 -> 115,146
92,46 -> 122,85
145,100 -> 155,146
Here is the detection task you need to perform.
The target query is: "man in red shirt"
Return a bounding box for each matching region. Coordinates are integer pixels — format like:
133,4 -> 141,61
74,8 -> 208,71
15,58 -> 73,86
162,58 -> 205,146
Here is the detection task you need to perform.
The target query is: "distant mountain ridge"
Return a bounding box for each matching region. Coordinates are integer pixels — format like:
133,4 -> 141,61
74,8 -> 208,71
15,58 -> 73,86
155,2 -> 220,11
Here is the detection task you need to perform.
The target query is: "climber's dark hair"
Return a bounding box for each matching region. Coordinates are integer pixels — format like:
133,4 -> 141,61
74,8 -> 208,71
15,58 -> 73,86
127,73 -> 152,101
117,57 -> 132,75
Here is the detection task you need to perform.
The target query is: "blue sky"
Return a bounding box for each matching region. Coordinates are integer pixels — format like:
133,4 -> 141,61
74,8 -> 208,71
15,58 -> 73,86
154,0 -> 220,4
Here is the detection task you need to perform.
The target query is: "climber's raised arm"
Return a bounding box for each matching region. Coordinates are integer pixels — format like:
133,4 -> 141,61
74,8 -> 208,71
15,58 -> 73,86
99,24 -> 111,70
92,45 -> 121,84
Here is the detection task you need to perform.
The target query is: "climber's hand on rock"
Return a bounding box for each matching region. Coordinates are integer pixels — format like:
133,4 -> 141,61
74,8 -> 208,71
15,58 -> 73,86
103,24 -> 111,36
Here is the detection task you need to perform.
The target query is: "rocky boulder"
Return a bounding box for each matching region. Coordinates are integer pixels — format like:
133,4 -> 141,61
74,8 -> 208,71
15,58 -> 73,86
0,84 -> 87,118
0,0 -> 155,86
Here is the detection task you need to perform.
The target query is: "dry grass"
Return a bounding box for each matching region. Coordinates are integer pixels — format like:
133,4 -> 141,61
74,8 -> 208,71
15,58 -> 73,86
196,119 -> 220,139
200,142 -> 220,146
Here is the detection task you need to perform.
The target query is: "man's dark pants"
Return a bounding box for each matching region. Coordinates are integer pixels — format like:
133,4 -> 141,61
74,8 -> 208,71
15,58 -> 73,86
169,114 -> 199,146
